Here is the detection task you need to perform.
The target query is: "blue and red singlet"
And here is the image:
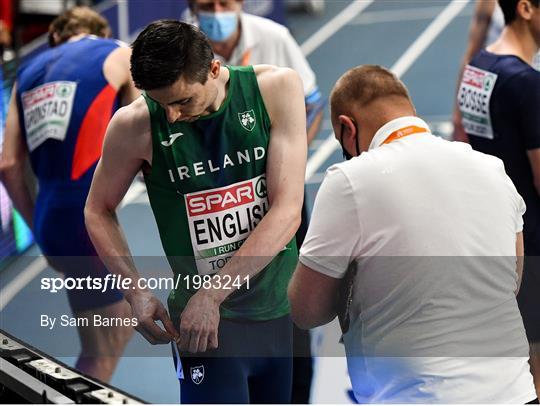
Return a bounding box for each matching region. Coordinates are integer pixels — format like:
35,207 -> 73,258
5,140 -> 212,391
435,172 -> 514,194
16,36 -> 124,311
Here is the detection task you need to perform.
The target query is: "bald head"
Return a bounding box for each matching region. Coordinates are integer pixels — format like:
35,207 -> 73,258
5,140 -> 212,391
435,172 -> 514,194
330,65 -> 417,156
330,65 -> 414,126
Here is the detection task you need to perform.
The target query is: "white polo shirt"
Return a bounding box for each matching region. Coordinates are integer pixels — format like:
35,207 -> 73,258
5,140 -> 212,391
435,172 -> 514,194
300,116 -> 536,403
220,13 -> 318,98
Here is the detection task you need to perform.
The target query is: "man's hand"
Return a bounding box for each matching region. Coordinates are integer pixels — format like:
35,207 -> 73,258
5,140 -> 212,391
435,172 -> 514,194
177,290 -> 220,353
127,290 -> 178,344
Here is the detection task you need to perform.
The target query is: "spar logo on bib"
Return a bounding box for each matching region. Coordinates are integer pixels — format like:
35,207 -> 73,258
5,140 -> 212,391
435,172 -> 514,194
21,81 -> 77,152
185,174 -> 269,275
458,65 -> 498,139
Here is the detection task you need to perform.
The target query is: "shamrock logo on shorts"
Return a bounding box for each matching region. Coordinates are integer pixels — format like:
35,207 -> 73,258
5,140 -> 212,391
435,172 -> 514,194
190,365 -> 205,385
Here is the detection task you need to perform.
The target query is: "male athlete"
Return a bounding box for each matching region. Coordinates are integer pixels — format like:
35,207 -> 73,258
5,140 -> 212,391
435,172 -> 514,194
184,1 -> 324,400
452,0 -> 540,143
457,0 -> 540,395
85,20 -> 306,403
0,7 -> 138,381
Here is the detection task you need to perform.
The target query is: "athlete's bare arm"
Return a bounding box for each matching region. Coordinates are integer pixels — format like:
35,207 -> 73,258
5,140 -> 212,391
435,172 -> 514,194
453,0 -> 497,142
85,98 -> 178,344
177,66 -> 307,353
103,46 -> 140,107
0,85 -> 35,228
463,1 -> 496,63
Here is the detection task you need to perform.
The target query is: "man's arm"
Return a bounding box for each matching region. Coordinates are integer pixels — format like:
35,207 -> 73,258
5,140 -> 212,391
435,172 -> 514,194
515,231 -> 524,295
289,166 -> 360,331
452,0 -> 496,142
176,66 -> 307,353
0,84 -> 34,228
85,100 -> 177,344
288,262 -> 341,329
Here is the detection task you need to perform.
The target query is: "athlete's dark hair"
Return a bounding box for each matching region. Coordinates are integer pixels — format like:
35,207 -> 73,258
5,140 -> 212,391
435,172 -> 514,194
48,6 -> 110,47
130,20 -> 214,90
499,0 -> 540,25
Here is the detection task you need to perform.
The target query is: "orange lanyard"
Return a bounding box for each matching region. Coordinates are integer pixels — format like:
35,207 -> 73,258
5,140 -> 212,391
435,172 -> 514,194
382,125 -> 428,145
240,49 -> 252,66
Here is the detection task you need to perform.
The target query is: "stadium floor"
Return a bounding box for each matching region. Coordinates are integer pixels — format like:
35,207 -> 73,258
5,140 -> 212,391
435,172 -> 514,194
0,1 -> 474,402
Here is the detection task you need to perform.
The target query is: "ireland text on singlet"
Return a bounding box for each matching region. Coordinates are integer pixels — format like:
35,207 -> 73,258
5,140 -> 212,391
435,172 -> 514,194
143,66 -> 298,322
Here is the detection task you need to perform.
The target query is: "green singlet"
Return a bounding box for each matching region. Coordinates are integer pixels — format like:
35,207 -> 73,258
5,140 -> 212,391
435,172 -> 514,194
143,66 -> 298,323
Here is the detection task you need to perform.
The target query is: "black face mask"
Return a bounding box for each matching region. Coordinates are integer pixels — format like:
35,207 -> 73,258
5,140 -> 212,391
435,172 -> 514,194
339,119 -> 360,161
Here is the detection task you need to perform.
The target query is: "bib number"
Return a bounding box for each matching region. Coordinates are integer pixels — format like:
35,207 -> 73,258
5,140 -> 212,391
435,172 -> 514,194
458,65 -> 498,140
21,81 -> 77,152
185,174 -> 269,275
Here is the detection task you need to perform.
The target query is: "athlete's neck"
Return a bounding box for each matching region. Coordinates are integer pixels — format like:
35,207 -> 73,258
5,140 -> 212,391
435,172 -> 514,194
488,25 -> 538,65
208,66 -> 231,113
67,33 -> 92,43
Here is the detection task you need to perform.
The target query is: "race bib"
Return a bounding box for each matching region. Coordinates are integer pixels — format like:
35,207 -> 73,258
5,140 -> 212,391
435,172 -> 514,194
21,81 -> 77,152
458,65 -> 498,140
185,174 -> 269,275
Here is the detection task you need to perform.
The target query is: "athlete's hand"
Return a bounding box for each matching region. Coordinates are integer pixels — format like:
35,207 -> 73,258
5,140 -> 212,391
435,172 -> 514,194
178,290 -> 220,353
127,290 -> 178,344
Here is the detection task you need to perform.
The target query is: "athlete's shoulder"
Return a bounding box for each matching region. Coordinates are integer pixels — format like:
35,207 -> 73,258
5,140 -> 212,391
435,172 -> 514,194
515,64 -> 540,85
494,56 -> 540,99
253,65 -> 302,88
110,96 -> 149,132
253,65 -> 303,106
473,50 -> 533,77
82,35 -> 123,48
107,96 -> 151,160
17,47 -> 54,78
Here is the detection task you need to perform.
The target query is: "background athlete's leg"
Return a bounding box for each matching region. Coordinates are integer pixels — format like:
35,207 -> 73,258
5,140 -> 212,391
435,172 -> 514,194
75,300 -> 133,382
36,207 -> 133,382
61,255 -> 133,382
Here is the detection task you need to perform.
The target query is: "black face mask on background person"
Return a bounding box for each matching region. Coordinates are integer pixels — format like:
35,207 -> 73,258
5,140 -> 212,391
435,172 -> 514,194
339,117 -> 360,161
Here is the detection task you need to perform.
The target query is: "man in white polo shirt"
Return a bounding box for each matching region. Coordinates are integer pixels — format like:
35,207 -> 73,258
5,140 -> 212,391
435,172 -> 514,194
288,65 -> 537,403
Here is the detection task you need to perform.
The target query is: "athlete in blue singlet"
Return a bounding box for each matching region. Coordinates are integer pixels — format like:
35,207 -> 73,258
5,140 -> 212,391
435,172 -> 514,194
458,0 -> 540,394
0,7 -> 139,381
